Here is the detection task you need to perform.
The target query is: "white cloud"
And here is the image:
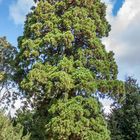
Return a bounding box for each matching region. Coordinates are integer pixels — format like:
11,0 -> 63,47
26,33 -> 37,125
103,105 -> 111,114
100,98 -> 113,114
9,0 -> 34,25
103,0 -> 140,82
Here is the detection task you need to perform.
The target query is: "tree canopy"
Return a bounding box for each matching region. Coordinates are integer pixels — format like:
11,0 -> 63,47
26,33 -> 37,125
15,0 -> 124,104
108,77 -> 140,140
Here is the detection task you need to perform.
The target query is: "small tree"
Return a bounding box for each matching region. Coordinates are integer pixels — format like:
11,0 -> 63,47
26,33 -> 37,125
0,37 -> 17,106
0,37 -> 16,86
0,112 -> 30,140
108,77 -> 140,140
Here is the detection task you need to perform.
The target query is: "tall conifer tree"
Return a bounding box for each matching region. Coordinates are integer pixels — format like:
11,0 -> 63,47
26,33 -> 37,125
15,0 -> 124,139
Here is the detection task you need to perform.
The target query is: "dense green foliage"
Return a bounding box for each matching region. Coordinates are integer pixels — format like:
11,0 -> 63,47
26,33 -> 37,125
16,0 -> 124,99
16,97 -> 110,140
108,77 -> 140,140
16,110 -> 47,140
12,0 -> 124,139
0,112 -> 30,140
46,96 -> 110,139
0,0 -> 126,139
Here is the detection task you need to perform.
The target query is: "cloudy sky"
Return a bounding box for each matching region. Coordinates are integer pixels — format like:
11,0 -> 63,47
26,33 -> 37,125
103,0 -> 140,84
1,0 -> 139,113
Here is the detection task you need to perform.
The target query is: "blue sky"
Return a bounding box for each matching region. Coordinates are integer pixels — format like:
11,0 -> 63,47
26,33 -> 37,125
0,0 -> 22,45
0,0 -> 33,45
0,0 -> 140,84
103,0 -> 140,84
112,0 -> 124,15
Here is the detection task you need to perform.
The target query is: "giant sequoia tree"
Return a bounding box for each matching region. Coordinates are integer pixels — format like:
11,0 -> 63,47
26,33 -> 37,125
15,0 -> 124,139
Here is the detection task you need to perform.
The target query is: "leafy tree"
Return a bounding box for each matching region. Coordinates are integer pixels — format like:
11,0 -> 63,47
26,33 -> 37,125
14,0 -> 124,139
108,77 -> 140,140
15,110 -> 47,140
0,37 -> 17,106
0,37 -> 16,85
0,111 -> 30,140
